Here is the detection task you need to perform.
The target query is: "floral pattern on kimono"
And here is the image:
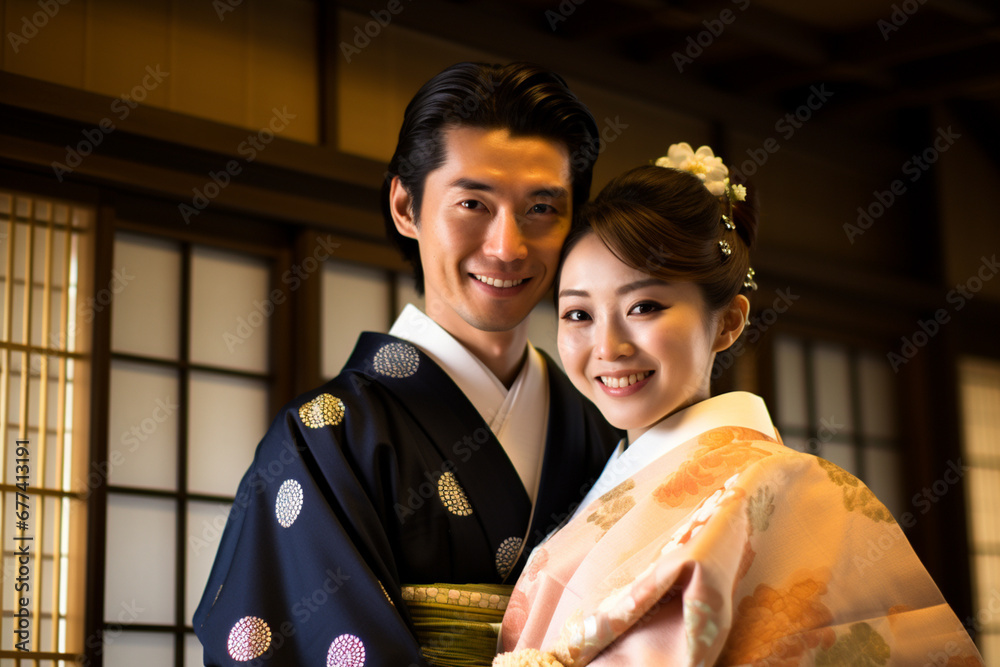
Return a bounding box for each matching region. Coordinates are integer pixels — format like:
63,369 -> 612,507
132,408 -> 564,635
496,421 -> 983,667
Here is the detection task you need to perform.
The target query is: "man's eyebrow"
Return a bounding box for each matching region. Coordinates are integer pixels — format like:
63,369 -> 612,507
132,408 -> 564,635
449,178 -> 494,192
447,179 -> 569,200
531,186 -> 569,200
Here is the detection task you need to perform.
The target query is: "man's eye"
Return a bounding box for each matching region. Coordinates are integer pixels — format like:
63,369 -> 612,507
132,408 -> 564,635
460,200 -> 484,210
530,203 -> 555,214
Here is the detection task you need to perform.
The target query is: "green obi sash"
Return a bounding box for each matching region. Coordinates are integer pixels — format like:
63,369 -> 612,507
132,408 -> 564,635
401,583 -> 513,667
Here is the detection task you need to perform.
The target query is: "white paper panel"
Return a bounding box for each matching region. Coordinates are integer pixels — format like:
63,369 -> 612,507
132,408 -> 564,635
0,283 -> 64,347
107,360 -> 179,491
0,222 -> 68,287
967,468 -> 1000,546
773,336 -> 808,429
1,492 -> 51,614
861,446 -> 903,519
819,441 -> 857,477
858,352 -> 898,440
185,501 -> 232,622
105,494 -> 176,625
103,631 -> 174,667
187,371 -> 268,496
960,360 -> 1000,461
980,633 -> 1000,666
0,617 -> 58,657
974,554 -> 1000,617
186,632 -> 207,667
322,261 -> 390,379
4,380 -> 61,489
112,233 -> 181,359
811,343 -> 855,434
3,221 -> 30,282
21,223 -> 68,289
190,246 -> 270,373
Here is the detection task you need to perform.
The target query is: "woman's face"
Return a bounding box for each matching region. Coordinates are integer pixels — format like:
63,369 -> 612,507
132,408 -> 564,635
557,233 -> 723,442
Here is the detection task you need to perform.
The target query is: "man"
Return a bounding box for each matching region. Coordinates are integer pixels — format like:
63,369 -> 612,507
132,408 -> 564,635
194,62 -> 619,666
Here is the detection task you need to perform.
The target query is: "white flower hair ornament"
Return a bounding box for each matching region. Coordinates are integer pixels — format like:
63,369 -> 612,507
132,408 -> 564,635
655,142 -> 729,196
655,142 -> 756,290
654,142 -> 746,202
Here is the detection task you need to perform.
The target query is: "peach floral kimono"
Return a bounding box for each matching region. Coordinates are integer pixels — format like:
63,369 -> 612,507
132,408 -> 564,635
496,392 -> 983,666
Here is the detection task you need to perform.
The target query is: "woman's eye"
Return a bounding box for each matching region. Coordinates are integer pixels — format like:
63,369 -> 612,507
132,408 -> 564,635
630,302 -> 662,315
562,309 -> 591,322
530,203 -> 555,214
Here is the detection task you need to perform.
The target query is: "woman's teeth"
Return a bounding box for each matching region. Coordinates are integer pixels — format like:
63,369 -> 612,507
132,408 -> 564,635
475,275 -> 525,288
600,371 -> 651,388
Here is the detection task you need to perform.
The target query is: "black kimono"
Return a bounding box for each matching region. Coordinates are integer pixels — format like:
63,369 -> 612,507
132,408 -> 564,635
193,333 -> 619,666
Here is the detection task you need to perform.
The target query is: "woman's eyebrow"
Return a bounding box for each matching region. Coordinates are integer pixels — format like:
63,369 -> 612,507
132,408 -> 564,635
616,278 -> 664,295
559,278 -> 665,300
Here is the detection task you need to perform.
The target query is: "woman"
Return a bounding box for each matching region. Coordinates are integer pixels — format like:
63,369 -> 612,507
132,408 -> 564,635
494,144 -> 983,666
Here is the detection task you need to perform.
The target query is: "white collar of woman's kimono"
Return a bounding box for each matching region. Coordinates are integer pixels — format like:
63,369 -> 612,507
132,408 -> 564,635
572,392 -> 775,520
627,391 -> 774,458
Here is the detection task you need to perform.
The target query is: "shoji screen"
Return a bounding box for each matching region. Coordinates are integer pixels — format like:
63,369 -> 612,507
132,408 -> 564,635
106,233 -> 272,666
772,335 -> 903,517
959,357 -> 1000,661
0,191 -> 90,665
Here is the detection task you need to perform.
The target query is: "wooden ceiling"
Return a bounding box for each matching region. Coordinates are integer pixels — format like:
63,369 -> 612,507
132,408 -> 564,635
337,0 -> 1000,166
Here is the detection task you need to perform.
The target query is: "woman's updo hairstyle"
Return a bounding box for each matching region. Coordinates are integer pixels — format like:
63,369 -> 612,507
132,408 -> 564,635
561,162 -> 758,312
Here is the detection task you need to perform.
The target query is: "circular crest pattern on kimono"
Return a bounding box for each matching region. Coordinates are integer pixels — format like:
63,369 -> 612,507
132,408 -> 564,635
275,479 -> 304,528
299,393 -> 346,428
372,342 -> 420,378
227,616 -> 272,661
326,633 -> 366,667
496,537 -> 524,578
438,471 -> 474,516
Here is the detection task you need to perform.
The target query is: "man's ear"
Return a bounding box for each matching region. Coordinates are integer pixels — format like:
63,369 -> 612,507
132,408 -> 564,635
713,294 -> 750,353
389,177 -> 418,240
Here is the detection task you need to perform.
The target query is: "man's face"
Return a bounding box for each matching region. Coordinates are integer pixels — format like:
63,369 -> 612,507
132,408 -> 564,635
392,126 -> 573,335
